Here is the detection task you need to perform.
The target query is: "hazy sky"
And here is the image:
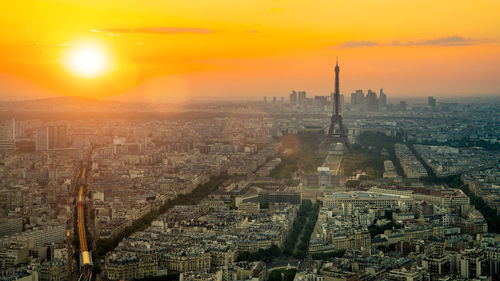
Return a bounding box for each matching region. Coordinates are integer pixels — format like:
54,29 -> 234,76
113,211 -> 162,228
1,0 -> 499,102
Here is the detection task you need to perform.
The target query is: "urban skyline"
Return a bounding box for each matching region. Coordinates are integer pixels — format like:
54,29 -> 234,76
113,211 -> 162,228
1,1 -> 499,281
1,1 -> 500,102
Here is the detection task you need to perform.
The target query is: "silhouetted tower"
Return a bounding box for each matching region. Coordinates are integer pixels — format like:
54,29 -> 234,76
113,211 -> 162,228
328,58 -> 350,150
334,59 -> 340,116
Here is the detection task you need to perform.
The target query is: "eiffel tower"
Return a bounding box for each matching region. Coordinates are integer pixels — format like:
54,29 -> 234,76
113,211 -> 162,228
327,58 -> 350,151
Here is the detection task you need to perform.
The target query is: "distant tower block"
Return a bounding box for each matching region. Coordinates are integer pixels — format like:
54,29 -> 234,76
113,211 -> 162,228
327,58 -> 350,151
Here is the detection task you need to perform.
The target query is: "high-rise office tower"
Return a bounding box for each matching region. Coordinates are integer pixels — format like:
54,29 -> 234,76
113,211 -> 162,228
314,96 -> 328,111
0,117 -> 17,150
272,96 -> 277,104
263,96 -> 267,103
36,125 -> 66,151
366,90 -> 378,111
48,126 -> 56,149
0,117 -> 17,141
12,117 -> 16,141
290,90 -> 297,106
297,91 -> 306,106
36,127 -> 50,151
351,90 -> 365,108
0,126 -> 10,140
399,101 -> 407,111
379,88 -> 387,108
56,125 -> 67,148
428,96 -> 436,107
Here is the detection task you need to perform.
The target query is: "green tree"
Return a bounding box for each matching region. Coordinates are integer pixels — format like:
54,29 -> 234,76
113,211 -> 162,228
283,269 -> 297,281
268,270 -> 283,281
345,180 -> 360,188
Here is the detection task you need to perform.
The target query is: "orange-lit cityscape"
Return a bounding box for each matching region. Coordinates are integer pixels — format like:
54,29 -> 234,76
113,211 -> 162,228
0,1 -> 499,281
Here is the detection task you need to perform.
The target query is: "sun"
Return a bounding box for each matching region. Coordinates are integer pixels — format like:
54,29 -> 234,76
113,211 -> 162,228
64,44 -> 110,78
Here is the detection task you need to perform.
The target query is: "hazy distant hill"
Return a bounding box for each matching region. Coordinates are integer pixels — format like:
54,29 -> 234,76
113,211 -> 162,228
0,96 -> 175,113
0,95 -> 265,121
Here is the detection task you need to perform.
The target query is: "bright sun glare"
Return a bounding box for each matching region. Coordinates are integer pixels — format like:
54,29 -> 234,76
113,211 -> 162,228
65,44 -> 109,78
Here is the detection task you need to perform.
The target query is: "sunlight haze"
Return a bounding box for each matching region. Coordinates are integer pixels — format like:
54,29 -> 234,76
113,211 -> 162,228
1,0 -> 499,101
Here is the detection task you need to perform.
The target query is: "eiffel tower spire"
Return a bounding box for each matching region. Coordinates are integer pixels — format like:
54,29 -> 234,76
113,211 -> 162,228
328,58 -> 350,151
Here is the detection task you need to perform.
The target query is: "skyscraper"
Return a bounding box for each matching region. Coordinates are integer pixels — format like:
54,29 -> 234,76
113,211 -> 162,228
428,96 -> 436,107
314,96 -> 328,111
379,88 -> 387,108
399,101 -> 407,111
0,117 -> 17,150
351,90 -> 365,109
366,90 -> 378,111
11,117 -> 16,141
56,125 -> 67,148
297,91 -> 306,106
36,127 -> 50,151
36,125 -> 67,151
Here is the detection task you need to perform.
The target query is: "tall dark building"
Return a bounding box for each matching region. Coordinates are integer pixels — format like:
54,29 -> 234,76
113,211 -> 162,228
351,90 -> 365,109
379,88 -> 387,108
290,91 -> 297,106
327,58 -> 350,150
399,101 -> 407,111
55,125 -> 67,148
428,96 -> 436,107
297,91 -> 306,106
36,125 -> 67,151
366,89 -> 378,111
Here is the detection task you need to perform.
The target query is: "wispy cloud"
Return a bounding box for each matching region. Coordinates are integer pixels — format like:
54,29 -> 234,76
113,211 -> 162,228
333,40 -> 379,49
392,36 -> 474,46
332,36 -> 480,49
245,30 -> 260,34
92,27 -> 214,35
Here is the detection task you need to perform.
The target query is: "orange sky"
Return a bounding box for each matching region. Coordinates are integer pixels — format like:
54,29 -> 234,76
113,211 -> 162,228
1,0 -> 499,102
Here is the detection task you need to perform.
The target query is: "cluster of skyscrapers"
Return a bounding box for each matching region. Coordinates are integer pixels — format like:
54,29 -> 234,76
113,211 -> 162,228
286,90 -> 345,112
0,118 -> 68,152
264,88 -> 390,113
351,88 -> 387,111
35,125 -> 67,151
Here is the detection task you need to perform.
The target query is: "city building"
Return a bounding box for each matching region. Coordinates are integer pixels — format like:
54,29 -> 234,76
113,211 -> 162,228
458,248 -> 488,279
366,90 -> 378,111
39,259 -> 68,281
351,90 -> 365,109
324,191 -> 413,210
422,254 -> 450,276
428,96 -> 436,107
290,90 -> 297,106
298,91 -> 306,106
379,88 -> 387,108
